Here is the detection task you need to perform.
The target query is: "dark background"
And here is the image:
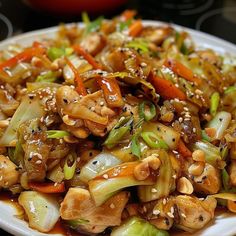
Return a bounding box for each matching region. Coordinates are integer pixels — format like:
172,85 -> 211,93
0,0 -> 236,235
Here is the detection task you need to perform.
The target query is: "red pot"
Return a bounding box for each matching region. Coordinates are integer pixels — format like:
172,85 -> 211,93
23,0 -> 128,15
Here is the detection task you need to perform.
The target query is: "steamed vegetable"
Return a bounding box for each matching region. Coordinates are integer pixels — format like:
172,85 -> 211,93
0,95 -> 45,146
79,152 -> 122,183
89,161 -> 155,206
111,217 -> 169,236
138,150 -> 173,202
18,191 -> 60,233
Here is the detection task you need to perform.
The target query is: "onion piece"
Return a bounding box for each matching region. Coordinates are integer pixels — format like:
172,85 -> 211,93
79,152 -> 122,183
207,111 -> 231,140
18,191 -> 60,233
210,193 -> 236,201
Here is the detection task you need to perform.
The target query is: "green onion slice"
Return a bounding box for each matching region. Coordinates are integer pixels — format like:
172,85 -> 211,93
46,130 -> 70,139
224,86 -> 236,95
138,101 -> 156,121
64,154 -> 77,180
104,116 -> 133,149
131,134 -> 141,159
140,131 -> 168,149
81,11 -> 90,25
210,92 -> 220,116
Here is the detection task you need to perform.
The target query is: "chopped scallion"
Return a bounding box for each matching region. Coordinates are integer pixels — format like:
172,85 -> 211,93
131,134 -> 141,158
138,101 -> 156,121
210,92 -> 220,116
141,132 -> 168,150
81,11 -> 90,25
224,86 -> 236,95
64,154 -> 77,180
46,130 -> 70,139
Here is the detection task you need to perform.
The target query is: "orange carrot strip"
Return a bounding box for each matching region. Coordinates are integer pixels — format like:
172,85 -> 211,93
129,20 -> 143,37
121,9 -> 137,21
0,46 -> 45,72
73,45 -> 103,70
177,139 -> 192,158
65,57 -> 87,96
96,77 -> 124,108
149,74 -> 187,101
28,182 -> 65,193
164,59 -> 201,84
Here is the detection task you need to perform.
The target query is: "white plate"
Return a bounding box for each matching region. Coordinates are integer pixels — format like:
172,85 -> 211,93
0,21 -> 236,236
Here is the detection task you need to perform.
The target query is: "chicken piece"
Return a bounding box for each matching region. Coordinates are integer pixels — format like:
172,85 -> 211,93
0,155 -> 19,188
174,195 -> 216,232
80,32 -> 106,56
19,119 -> 51,181
60,188 -> 129,234
197,49 -> 221,67
56,86 -> 118,137
192,163 -> 221,194
0,88 -> 19,116
140,26 -> 173,45
229,160 -> 236,186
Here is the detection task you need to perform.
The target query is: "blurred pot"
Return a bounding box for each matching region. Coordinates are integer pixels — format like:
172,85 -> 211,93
23,0 -> 128,15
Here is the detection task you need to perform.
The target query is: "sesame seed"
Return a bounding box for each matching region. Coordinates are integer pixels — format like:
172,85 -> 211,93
35,160 -> 42,164
54,182 -> 58,186
193,128 -> 196,133
170,207 -> 174,214
110,203 -> 115,209
181,213 -> 186,218
103,174 -> 109,179
141,62 -> 147,67
100,101 -> 104,106
151,188 -> 158,193
172,174 -> 177,179
167,212 -> 174,218
163,198 -> 167,205
183,107 -> 189,111
153,209 -> 160,215
0,176 -> 2,181
178,117 -> 183,122
143,206 -> 147,213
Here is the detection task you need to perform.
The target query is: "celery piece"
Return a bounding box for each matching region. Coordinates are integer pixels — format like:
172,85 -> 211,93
111,217 -> 169,236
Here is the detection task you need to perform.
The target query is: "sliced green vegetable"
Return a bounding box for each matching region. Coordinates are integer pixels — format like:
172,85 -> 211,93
47,47 -> 65,61
64,153 -> 77,180
126,39 -> 149,53
142,122 -> 180,149
27,82 -> 61,92
0,95 -> 45,146
85,16 -> 104,34
81,11 -> 90,25
141,132 -> 168,150
46,130 -> 70,139
67,219 -> 89,229
111,216 -> 169,236
138,101 -> 156,121
104,117 -> 133,149
79,152 -> 121,183
222,169 -> 230,191
36,71 -> 58,83
138,150 -> 173,202
117,19 -> 132,32
221,146 -> 229,160
201,129 -> 212,142
193,141 -> 221,167
207,111 -> 231,140
210,92 -> 220,116
224,86 -> 236,95
131,134 -> 141,159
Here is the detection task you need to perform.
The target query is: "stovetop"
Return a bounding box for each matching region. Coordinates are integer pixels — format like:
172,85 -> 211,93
0,0 -> 236,43
0,0 -> 235,235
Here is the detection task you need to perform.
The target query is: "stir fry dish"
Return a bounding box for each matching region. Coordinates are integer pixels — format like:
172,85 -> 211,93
0,10 -> 236,236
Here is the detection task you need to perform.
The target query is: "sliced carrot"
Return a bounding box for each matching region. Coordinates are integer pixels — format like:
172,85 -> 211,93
164,59 -> 201,84
177,139 -> 192,158
96,77 -> 124,108
149,74 -> 187,100
28,182 -> 65,193
0,46 -> 45,72
73,45 -> 103,70
65,57 -> 87,96
205,127 -> 216,138
121,9 -> 137,21
129,20 -> 143,37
